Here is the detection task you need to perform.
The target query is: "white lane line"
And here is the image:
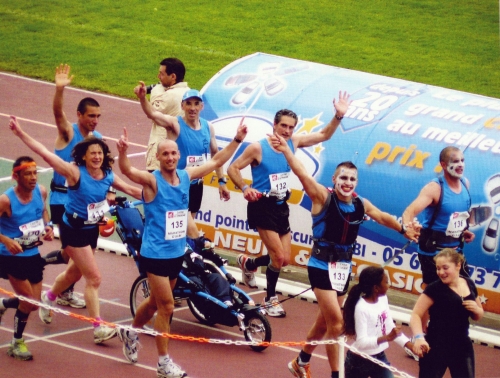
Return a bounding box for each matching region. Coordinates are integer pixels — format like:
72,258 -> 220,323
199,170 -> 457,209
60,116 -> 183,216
0,323 -> 156,372
0,72 -> 141,104
0,112 -> 147,149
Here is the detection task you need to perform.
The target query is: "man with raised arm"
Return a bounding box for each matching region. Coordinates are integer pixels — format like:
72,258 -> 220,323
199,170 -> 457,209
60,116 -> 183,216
116,122 -> 247,378
45,64 -> 107,309
144,57 -> 190,172
135,83 -> 229,238
268,133 -> 417,378
227,92 -> 351,317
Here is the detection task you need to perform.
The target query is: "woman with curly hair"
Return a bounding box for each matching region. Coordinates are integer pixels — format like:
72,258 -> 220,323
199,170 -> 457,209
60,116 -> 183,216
9,116 -> 141,344
343,266 -> 414,378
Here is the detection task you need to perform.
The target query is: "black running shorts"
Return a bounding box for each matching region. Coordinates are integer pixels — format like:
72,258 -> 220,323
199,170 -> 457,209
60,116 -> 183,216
307,266 -> 350,296
140,255 -> 184,279
0,254 -> 44,284
247,198 -> 290,235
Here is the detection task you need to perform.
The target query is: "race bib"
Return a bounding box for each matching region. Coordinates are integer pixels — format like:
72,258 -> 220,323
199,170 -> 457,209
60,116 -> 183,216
268,172 -> 290,199
15,218 -> 44,246
328,261 -> 351,292
186,154 -> 208,168
165,209 -> 188,240
86,199 -> 110,224
445,211 -> 469,238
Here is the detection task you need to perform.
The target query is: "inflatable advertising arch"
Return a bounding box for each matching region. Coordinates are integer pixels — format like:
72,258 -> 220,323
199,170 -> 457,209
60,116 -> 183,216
195,52 -> 500,314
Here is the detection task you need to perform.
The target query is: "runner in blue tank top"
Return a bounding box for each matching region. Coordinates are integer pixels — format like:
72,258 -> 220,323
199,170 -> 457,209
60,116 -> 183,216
0,156 -> 53,361
135,83 -> 229,240
45,64 -> 107,309
9,116 -> 142,345
115,121 -> 247,378
227,92 -> 352,318
269,133 -> 418,378
403,146 -> 474,286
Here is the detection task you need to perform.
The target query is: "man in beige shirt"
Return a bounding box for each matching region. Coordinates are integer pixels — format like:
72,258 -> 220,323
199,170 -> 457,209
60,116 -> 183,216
146,57 -> 190,171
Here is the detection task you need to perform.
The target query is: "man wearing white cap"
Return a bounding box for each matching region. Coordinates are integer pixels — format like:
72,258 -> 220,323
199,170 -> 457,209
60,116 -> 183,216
135,83 -> 229,237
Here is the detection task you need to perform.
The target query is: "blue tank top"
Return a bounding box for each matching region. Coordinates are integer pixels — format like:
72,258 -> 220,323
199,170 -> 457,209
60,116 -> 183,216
420,177 -> 470,250
309,196 -> 365,270
176,116 -> 211,171
51,124 -> 102,206
141,170 -> 190,259
251,138 -> 295,196
0,185 -> 44,257
63,166 -> 114,228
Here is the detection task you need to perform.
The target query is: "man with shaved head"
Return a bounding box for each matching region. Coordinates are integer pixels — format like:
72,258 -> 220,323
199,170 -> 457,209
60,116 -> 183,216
115,122 -> 247,378
403,146 -> 474,286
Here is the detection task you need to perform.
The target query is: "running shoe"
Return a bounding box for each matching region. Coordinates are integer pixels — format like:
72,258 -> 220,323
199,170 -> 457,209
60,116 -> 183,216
94,324 -> 117,344
57,290 -> 86,309
117,328 -> 139,363
39,291 -> 53,324
288,358 -> 311,378
262,296 -> 286,317
157,359 -> 188,378
7,338 -> 33,361
237,254 -> 257,288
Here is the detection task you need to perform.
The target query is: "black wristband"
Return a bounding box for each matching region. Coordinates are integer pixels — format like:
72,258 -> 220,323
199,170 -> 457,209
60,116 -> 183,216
218,178 -> 227,184
335,114 -> 343,121
234,137 -> 242,143
399,224 -> 407,235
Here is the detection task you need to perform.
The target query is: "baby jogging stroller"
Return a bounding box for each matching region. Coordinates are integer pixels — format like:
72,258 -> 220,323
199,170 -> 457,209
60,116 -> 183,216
110,196 -> 272,352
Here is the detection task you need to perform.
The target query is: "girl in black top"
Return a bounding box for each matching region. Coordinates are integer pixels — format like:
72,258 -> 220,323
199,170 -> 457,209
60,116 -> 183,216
410,248 -> 484,378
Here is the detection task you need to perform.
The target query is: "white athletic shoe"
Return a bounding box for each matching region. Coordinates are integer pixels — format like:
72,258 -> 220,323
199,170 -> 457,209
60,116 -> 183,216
94,325 -> 117,344
262,296 -> 286,317
39,291 -> 53,324
57,290 -> 86,309
237,254 -> 257,288
118,328 -> 140,363
157,358 -> 188,378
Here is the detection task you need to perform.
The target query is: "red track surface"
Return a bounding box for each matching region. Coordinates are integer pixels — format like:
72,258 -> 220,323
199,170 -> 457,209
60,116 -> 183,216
0,72 -> 498,378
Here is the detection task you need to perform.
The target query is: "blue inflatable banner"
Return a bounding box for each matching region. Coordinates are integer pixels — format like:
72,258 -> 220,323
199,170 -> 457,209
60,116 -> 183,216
195,52 -> 500,313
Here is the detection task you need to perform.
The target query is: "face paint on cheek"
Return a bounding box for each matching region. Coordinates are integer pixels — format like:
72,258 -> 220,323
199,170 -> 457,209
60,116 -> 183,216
335,176 -> 357,196
447,162 -> 464,178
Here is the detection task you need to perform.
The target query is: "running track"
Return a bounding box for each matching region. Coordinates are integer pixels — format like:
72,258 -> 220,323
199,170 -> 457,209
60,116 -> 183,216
0,72 -> 498,378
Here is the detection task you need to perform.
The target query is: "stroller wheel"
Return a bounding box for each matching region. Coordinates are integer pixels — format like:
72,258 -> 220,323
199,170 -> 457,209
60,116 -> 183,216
244,312 -> 272,352
187,298 -> 216,326
130,275 -> 156,332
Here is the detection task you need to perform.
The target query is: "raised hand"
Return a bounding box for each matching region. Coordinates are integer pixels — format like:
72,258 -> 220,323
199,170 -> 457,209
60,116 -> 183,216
8,115 -> 23,137
55,63 -> 74,88
134,81 -> 147,99
117,127 -> 130,153
235,116 -> 248,142
333,91 -> 351,117
269,132 -> 287,152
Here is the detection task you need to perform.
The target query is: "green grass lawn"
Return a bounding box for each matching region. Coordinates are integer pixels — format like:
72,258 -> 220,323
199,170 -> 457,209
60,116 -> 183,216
0,0 -> 498,98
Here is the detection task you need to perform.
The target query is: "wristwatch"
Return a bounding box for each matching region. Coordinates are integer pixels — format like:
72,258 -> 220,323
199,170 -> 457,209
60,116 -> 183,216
218,177 -> 227,185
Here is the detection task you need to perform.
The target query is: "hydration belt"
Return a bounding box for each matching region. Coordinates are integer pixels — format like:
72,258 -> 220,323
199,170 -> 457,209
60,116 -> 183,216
311,241 -> 354,263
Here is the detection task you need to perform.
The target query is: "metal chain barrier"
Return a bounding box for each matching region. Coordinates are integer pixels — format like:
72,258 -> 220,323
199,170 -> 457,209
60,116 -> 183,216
0,287 -> 414,378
